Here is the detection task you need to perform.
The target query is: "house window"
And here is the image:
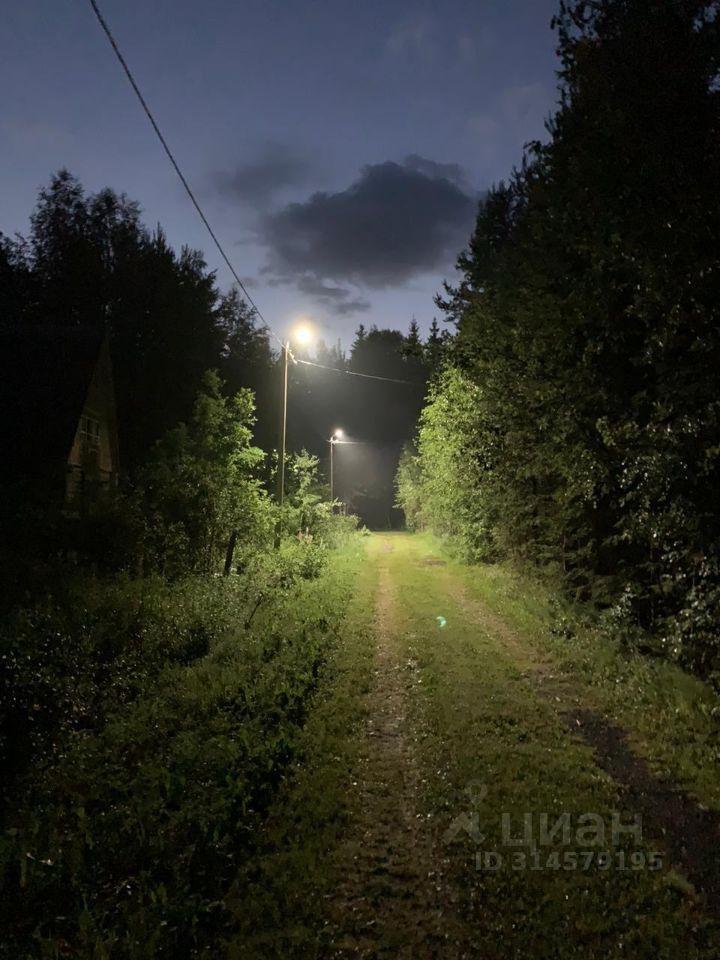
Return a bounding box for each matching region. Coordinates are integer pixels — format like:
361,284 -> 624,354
79,415 -> 101,451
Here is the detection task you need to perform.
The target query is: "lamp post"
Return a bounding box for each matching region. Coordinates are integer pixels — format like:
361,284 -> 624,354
329,429 -> 344,505
277,324 -> 312,507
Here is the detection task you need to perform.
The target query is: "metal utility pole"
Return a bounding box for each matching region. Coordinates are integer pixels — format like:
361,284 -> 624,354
328,429 -> 344,509
277,340 -> 290,507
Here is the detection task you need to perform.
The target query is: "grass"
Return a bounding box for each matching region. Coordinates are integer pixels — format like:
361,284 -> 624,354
417,532 -> 720,810
5,530 -> 719,957
377,533 -> 720,958
221,541 -> 380,958
0,536 -> 370,959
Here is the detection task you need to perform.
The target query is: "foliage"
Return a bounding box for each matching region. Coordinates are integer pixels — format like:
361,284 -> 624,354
394,443 -> 423,531
1,169 -> 452,528
1,171 -> 273,470
133,372 -> 272,576
420,0 -> 720,678
283,322 -> 441,528
221,539 -> 379,958
0,536 -> 363,958
396,367 -> 498,561
0,575 -> 239,806
1,170 -> 456,530
216,285 -> 276,450
285,449 -> 328,532
281,449 -> 359,547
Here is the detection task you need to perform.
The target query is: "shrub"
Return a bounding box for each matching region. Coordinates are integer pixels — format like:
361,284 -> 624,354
132,372 -> 274,577
0,538 -> 362,958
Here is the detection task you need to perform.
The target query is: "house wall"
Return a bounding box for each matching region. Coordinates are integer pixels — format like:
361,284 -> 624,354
65,337 -> 120,503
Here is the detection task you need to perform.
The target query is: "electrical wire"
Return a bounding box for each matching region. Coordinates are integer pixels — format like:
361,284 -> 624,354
86,0 -> 285,350
86,0 -> 431,388
296,358 -> 423,387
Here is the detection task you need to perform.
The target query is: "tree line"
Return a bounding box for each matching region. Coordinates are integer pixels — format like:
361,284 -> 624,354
0,169 -> 275,467
396,0 -> 720,685
0,168 -> 451,592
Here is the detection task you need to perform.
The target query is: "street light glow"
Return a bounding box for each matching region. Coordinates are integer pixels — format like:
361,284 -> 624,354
294,324 -> 313,345
333,428 -> 344,440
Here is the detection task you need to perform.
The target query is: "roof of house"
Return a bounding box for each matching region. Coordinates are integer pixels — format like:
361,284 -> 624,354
0,324 -> 107,477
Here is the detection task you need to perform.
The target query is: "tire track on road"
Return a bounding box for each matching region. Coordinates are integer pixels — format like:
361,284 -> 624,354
437,562 -> 720,916
323,543 -> 473,959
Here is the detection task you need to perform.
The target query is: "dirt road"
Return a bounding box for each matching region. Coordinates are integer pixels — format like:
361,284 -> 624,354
319,533 -> 720,959
227,534 -> 720,960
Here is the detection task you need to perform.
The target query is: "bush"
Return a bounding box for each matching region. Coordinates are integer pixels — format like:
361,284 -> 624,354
396,367 -> 499,562
279,448 -> 359,548
669,554 -> 720,690
0,575 -> 249,802
131,372 -> 274,577
0,538 -> 363,957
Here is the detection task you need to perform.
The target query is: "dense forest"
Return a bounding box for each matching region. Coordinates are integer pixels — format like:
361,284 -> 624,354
396,0 -> 720,686
0,170 -> 442,537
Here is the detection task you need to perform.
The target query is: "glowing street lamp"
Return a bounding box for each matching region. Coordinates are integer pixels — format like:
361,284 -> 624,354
294,324 -> 312,347
277,324 -> 314,507
329,429 -> 344,504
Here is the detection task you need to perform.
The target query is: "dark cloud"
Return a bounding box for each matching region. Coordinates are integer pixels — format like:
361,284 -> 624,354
216,143 -> 313,209
402,153 -> 470,190
258,155 -> 478,295
262,270 -> 371,316
296,275 -> 371,315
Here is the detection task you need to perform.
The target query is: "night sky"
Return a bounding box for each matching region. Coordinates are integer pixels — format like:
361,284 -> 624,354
2,0 -> 558,346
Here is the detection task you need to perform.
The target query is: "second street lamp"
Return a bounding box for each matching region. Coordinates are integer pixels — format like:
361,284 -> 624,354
329,429 -> 344,505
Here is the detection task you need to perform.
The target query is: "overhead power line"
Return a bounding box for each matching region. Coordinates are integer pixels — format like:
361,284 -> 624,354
87,0 -> 429,389
296,358 -> 423,387
86,0 -> 284,349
